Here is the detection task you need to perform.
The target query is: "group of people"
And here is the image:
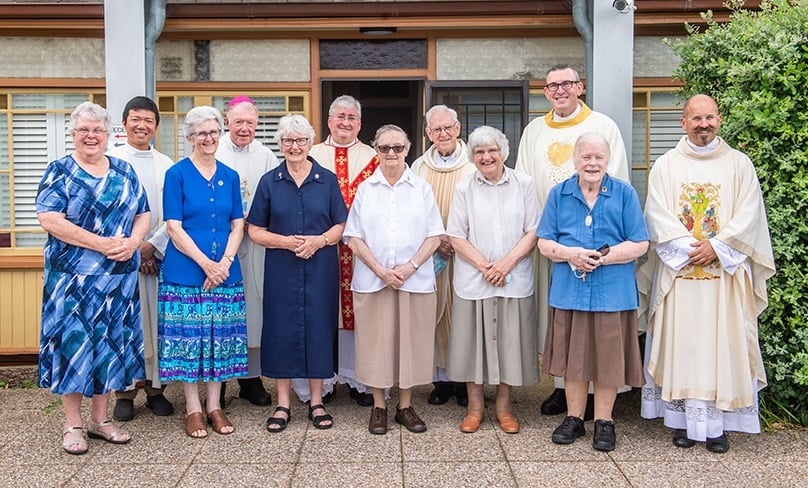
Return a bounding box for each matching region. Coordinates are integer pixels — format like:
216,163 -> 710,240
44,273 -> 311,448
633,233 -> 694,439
36,64 -> 774,457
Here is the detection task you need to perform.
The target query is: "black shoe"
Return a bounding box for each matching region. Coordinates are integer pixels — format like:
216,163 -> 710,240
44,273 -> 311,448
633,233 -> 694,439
551,416 -> 585,444
322,388 -> 337,404
583,393 -> 595,421
238,377 -> 272,406
592,419 -> 616,451
454,383 -> 469,407
706,433 -> 730,453
369,407 -> 388,435
145,393 -> 175,416
672,429 -> 696,448
113,398 -> 134,422
427,382 -> 454,405
541,388 -> 567,415
349,387 -> 374,407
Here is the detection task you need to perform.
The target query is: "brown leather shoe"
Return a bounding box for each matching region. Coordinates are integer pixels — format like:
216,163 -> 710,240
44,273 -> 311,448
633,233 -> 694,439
496,412 -> 520,434
395,405 -> 427,433
460,413 -> 484,433
368,407 -> 387,435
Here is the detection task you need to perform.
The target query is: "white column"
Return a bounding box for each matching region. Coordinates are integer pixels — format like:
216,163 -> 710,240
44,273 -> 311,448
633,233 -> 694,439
591,1 -> 634,164
104,0 -> 146,144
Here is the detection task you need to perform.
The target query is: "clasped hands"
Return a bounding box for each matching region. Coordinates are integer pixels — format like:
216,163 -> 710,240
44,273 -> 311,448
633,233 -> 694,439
102,235 -> 140,263
288,234 -> 326,260
203,257 -> 231,291
569,246 -> 606,273
480,259 -> 512,287
379,263 -> 417,290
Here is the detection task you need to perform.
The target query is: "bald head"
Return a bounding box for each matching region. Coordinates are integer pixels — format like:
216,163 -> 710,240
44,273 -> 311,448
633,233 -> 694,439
681,94 -> 722,147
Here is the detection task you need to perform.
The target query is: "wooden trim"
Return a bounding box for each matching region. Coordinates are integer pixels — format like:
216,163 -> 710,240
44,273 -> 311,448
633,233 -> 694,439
0,255 -> 44,269
0,351 -> 38,362
0,78 -> 105,89
310,39 -> 322,142
155,81 -> 312,91
318,69 -> 428,79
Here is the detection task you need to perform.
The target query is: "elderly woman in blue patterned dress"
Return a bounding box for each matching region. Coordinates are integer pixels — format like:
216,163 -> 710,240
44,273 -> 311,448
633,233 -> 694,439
36,101 -> 150,455
158,106 -> 248,438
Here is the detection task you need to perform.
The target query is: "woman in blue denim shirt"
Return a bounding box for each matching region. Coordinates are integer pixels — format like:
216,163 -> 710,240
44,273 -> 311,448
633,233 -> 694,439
537,132 -> 649,452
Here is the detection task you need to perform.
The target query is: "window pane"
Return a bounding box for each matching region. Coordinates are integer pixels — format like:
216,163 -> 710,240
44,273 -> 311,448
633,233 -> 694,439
12,93 -> 88,110
15,232 -> 47,248
431,85 -> 525,167
0,114 -> 8,170
0,173 -> 10,228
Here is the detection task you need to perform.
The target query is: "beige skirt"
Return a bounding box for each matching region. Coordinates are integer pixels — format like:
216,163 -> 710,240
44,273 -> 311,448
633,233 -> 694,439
353,288 -> 436,389
446,295 -> 539,386
543,308 -> 644,388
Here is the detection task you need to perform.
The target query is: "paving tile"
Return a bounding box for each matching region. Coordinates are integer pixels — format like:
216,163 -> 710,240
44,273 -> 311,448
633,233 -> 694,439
293,462 -> 402,488
0,463 -> 82,487
404,461 -> 516,488
617,460 -> 739,487
193,425 -> 304,464
178,463 -> 296,488
511,461 -> 630,487
85,428 -> 205,465
719,460 -> 808,487
64,462 -> 187,488
299,425 -> 403,463
500,422 -> 611,462
401,422 -> 507,462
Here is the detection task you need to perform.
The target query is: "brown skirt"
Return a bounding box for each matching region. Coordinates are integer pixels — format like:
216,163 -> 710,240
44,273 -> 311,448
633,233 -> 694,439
543,308 -> 644,388
353,288 -> 436,389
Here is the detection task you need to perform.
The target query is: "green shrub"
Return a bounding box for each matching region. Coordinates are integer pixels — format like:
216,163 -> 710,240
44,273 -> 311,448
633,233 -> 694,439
667,0 -> 808,425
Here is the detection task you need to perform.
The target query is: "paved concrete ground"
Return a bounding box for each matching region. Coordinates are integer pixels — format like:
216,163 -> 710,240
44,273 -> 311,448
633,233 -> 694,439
1,373 -> 806,487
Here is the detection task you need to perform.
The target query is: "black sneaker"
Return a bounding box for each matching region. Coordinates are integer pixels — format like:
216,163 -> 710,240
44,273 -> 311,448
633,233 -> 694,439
551,415 -> 585,444
592,419 -> 616,451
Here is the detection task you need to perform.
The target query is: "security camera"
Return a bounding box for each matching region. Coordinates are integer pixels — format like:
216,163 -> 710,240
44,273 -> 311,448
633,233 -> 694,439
613,0 -> 634,13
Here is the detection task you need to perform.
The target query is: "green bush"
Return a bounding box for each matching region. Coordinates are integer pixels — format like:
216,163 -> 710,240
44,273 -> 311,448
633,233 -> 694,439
667,0 -> 808,425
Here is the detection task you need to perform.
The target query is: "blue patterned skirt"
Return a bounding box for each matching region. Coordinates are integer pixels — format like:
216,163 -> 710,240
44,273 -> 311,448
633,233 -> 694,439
157,282 -> 248,382
39,270 -> 145,397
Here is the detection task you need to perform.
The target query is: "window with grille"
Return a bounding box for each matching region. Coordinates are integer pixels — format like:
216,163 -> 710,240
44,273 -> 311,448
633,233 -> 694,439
0,91 -> 308,251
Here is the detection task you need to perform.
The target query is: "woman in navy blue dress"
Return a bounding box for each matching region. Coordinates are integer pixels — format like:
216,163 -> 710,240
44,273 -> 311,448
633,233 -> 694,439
247,114 -> 347,432
37,102 -> 150,454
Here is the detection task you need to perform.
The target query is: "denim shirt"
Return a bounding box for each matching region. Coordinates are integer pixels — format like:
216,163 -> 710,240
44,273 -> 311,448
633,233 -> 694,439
537,173 -> 649,312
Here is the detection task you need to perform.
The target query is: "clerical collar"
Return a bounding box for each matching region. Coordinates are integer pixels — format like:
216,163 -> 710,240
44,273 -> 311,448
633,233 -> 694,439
434,146 -> 458,168
553,103 -> 582,122
329,136 -> 357,148
686,137 -> 720,154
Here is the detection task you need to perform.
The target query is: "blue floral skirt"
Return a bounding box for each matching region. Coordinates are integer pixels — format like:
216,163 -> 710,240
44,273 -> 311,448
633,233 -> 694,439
157,282 -> 248,382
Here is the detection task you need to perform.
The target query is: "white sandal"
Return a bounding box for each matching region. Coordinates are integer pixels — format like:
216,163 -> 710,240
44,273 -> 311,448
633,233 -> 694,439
87,419 -> 131,444
62,426 -> 88,455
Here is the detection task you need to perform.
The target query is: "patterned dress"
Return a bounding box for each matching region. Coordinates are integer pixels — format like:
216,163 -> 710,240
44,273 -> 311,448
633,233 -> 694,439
158,157 -> 248,382
36,155 -> 148,397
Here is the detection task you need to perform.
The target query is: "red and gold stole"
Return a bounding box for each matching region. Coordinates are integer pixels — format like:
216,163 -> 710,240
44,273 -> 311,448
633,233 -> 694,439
335,146 -> 379,330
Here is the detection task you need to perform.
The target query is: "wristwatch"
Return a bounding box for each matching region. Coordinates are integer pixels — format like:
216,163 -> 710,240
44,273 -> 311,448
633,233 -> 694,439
409,260 -> 419,270
224,255 -> 235,263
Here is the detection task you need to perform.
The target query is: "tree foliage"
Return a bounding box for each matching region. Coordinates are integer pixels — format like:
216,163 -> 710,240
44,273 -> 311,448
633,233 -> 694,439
667,0 -> 808,425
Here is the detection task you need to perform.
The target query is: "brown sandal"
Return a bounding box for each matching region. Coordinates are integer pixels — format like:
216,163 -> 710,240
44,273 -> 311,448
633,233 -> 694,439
185,412 -> 208,438
207,409 -> 234,435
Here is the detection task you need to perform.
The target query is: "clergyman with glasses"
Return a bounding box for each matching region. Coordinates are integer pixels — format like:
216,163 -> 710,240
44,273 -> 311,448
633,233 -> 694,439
246,114 -> 347,432
411,104 -> 475,408
514,63 -> 631,421
158,105 -> 247,438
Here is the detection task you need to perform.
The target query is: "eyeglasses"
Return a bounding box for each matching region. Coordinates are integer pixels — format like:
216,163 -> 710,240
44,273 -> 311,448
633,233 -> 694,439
74,128 -> 108,137
427,123 -> 457,135
330,114 -> 359,123
686,114 -> 719,124
191,129 -> 221,140
280,137 -> 309,147
545,80 -> 579,92
472,148 -> 500,158
376,145 -> 407,154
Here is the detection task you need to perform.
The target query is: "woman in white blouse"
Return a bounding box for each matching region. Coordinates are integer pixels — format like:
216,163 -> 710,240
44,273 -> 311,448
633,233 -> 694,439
343,124 -> 444,435
445,125 -> 541,434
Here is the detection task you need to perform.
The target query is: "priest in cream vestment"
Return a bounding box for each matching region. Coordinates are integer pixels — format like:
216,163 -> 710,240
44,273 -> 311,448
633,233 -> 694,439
639,94 -> 775,453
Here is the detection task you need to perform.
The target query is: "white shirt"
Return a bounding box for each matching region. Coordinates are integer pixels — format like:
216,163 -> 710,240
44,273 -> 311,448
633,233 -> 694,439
447,167 -> 540,299
343,166 -> 445,293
